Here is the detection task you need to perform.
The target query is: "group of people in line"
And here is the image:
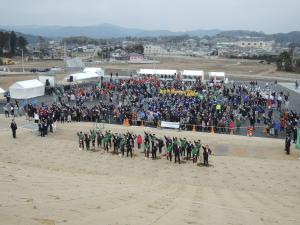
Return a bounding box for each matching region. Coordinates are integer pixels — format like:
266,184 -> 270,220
76,130 -> 212,166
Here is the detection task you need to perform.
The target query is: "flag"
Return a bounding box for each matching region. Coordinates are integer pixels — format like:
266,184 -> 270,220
296,128 -> 300,150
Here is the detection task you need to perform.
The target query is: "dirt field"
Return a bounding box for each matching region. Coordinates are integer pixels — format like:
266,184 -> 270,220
1,56 -> 299,90
0,117 -> 299,225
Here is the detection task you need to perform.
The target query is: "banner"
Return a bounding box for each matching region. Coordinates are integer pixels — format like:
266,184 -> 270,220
296,128 -> 300,150
159,89 -> 196,96
161,121 -> 180,129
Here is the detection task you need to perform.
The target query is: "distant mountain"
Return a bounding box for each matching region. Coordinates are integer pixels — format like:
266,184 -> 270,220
0,24 -> 222,39
268,31 -> 300,43
213,30 -> 300,43
216,30 -> 267,38
1,24 -> 300,44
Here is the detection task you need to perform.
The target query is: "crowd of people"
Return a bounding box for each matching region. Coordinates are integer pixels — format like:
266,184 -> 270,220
76,129 -> 212,165
13,76 -> 297,139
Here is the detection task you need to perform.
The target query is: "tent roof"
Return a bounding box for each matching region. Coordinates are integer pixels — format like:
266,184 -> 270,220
11,79 -> 44,89
67,72 -> 100,81
182,70 -> 204,76
0,87 -> 5,93
83,67 -> 104,74
138,69 -> 177,75
209,72 -> 225,77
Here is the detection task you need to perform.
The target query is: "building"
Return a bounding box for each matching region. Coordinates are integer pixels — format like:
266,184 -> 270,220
236,40 -> 274,51
144,45 -> 165,56
128,53 -> 144,62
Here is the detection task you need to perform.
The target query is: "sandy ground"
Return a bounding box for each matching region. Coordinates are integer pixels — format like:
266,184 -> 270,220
0,116 -> 299,225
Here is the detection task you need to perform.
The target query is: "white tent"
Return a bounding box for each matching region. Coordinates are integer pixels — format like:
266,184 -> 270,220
137,69 -> 177,76
39,75 -> 55,87
64,72 -> 100,82
182,70 -> 204,81
0,87 -> 5,99
83,67 -> 104,76
208,72 -> 225,82
9,79 -> 45,99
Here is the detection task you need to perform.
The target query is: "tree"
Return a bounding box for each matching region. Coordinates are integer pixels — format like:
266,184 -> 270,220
0,31 -> 28,57
17,36 -> 28,52
9,31 -> 17,55
276,51 -> 293,72
125,43 -> 144,54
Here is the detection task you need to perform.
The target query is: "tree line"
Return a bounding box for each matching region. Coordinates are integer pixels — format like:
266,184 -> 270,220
276,50 -> 300,73
0,31 -> 28,57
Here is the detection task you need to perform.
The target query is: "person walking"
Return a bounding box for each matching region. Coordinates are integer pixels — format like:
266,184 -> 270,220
285,135 -> 292,155
10,119 -> 17,138
77,131 -> 85,150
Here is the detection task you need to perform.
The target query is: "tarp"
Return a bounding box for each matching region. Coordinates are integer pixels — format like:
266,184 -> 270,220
9,79 -> 45,99
138,69 -> 177,76
83,67 -> 104,76
64,72 -> 101,82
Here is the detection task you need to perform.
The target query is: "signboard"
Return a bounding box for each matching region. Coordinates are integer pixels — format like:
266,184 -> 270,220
296,128 -> 300,150
161,121 -> 180,129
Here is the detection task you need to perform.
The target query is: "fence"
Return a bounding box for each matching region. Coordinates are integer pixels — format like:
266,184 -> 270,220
117,118 -> 284,138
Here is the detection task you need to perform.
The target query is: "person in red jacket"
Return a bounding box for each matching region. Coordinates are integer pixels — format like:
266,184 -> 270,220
137,135 -> 142,149
229,120 -> 235,134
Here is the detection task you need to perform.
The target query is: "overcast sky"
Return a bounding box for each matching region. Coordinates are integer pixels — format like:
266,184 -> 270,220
1,0 -> 299,33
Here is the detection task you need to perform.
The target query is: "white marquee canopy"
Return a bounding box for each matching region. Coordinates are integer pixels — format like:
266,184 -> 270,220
9,79 -> 45,99
83,67 -> 104,76
65,72 -> 101,82
137,69 -> 177,76
208,72 -> 226,81
182,70 -> 204,80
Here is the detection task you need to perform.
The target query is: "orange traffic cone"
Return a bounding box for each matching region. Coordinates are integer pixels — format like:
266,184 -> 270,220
211,126 -> 215,134
141,121 -> 144,127
192,125 -> 196,132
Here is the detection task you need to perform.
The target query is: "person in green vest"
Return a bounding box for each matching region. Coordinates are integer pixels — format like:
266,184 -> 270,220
166,143 -> 173,162
103,132 -> 109,152
192,144 -> 199,164
144,142 -> 150,158
180,138 -> 187,157
60,110 -> 65,123
173,137 -> 180,164
96,131 -> 103,149
119,137 -> 125,156
77,131 -> 85,150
